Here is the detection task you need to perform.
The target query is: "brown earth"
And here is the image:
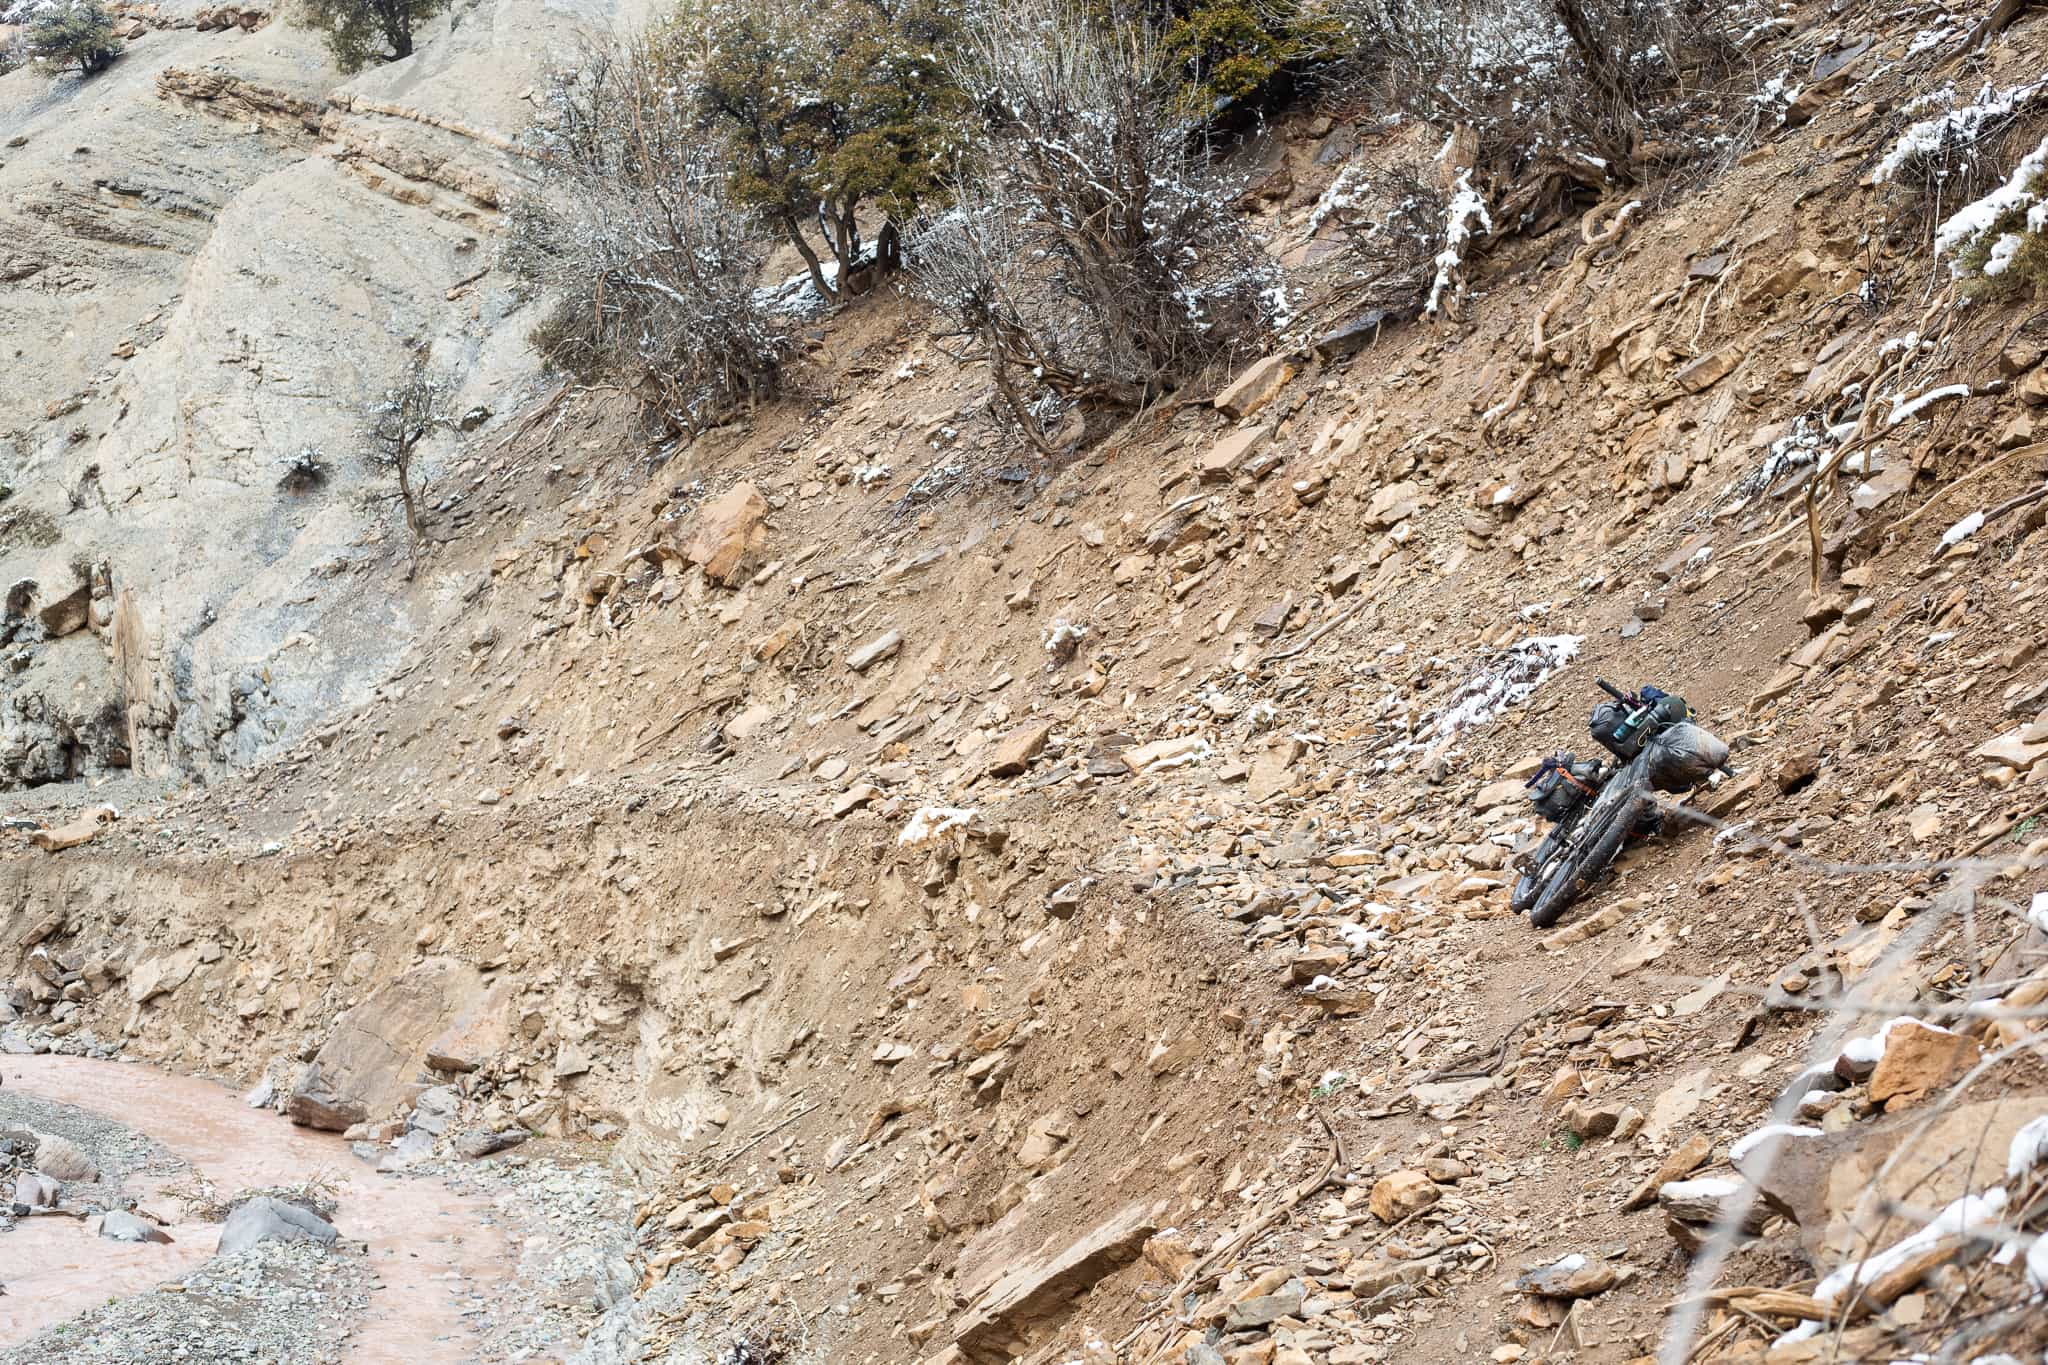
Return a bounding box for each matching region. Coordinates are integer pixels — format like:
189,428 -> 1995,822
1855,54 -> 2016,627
6,3 -> 2048,1364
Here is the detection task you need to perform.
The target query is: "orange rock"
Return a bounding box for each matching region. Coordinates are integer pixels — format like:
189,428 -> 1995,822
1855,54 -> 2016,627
684,481 -> 767,586
1869,1022 -> 1980,1108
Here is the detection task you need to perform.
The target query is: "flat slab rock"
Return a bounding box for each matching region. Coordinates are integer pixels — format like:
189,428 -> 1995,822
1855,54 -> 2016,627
946,1201 -> 1161,1364
1516,1254 -> 1621,1298
99,1209 -> 174,1244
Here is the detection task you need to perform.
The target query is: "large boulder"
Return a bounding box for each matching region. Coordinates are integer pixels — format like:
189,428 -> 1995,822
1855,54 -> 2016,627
1746,1097 -> 2048,1263
13,1171 -> 61,1207
217,1196 -> 338,1256
948,1201 -> 1161,1364
127,945 -> 199,1003
422,976 -> 515,1075
453,1127 -> 528,1160
297,958 -> 486,1126
285,1064 -> 368,1132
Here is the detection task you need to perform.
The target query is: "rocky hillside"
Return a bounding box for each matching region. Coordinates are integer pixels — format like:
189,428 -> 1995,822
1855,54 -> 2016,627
4,1 -> 2048,1364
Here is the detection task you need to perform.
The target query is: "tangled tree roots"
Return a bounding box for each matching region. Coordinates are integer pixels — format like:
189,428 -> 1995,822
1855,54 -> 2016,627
1481,199 -> 1641,435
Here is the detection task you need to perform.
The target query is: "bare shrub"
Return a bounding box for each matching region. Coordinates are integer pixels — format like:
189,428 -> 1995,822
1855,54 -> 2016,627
1304,157 -> 1450,317
1939,130 -> 2048,299
909,0 -> 1279,443
365,356 -> 445,573
508,36 -> 789,434
276,447 -> 329,494
1331,0 -> 1759,185
1869,81 -> 2047,248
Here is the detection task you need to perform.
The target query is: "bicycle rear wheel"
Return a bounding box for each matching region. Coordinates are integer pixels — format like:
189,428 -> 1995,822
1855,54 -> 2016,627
1511,824 -> 1568,914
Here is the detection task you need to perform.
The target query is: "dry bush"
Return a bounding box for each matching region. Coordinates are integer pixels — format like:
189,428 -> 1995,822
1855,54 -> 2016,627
1303,157 -> 1450,316
1331,0 -> 1761,187
1869,81 -> 2048,251
364,355 -> 445,574
1942,129 -> 2048,299
508,36 -> 789,435
908,0 -> 1279,444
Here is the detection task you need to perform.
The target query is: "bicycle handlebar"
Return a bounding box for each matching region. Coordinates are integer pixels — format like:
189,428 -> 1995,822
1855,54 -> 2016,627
1595,678 -> 1629,702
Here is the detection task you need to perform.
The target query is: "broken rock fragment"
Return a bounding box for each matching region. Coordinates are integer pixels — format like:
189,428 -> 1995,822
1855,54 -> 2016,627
285,1065 -> 367,1133
947,1202 -> 1160,1364
1369,1169 -> 1439,1223
984,722 -> 1052,778
683,481 -> 767,587
847,630 -> 902,672
1515,1253 -> 1620,1299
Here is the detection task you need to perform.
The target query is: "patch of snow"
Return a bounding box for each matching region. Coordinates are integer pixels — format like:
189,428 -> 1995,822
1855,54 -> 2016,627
1874,81 -> 2047,186
1729,1123 -> 1823,1162
1813,1189 -> 2008,1305
1984,233 -> 2025,276
1420,635 -> 1583,754
1336,921 -> 1385,954
1938,510 -> 1985,549
1306,164 -> 1367,236
1904,26 -> 1957,59
853,463 -> 892,487
1146,738 -> 1211,772
753,262 -> 840,318
2008,1116 -> 2048,1179
1425,171 -> 1493,317
899,807 -> 979,846
1840,1015 -> 1955,1070
1888,384 -> 1970,426
1879,332 -> 1928,360
2028,889 -> 2048,933
1935,132 -> 2048,261
1042,620 -> 1089,653
1659,1177 -> 1739,1200
1756,419 -> 1828,486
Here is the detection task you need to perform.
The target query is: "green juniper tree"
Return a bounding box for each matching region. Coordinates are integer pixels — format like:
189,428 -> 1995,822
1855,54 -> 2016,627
11,0 -> 120,78
679,0 -> 965,304
297,0 -> 449,73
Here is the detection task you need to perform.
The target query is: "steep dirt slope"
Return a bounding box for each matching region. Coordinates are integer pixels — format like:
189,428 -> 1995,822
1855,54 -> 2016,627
4,2 -> 2048,1364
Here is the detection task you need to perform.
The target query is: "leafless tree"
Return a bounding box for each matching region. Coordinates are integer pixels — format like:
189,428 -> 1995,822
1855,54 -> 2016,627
508,36 -> 789,435
365,357 -> 444,574
909,0 -> 1279,443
